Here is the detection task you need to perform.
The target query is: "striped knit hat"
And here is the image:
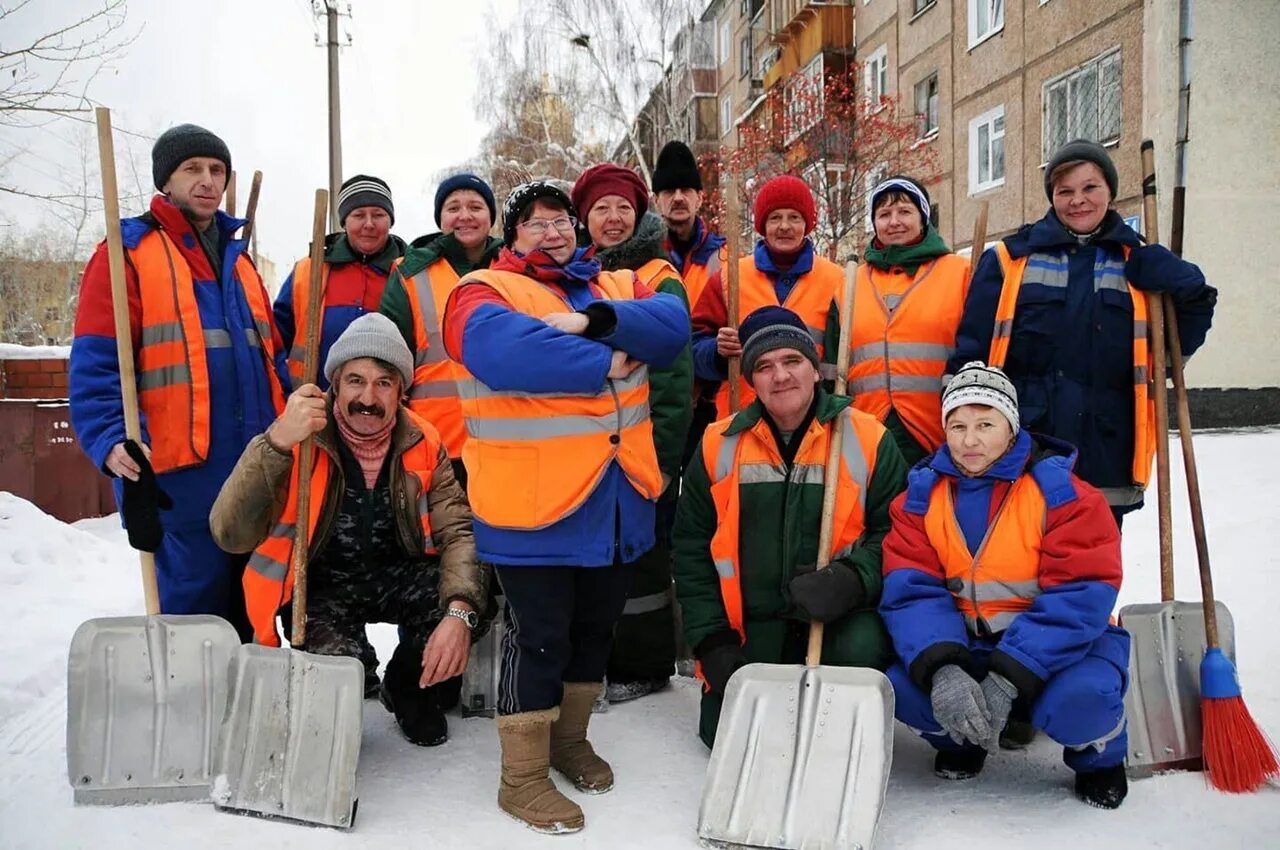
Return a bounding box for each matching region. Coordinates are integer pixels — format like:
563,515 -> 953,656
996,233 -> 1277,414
338,174 -> 394,225
942,361 -> 1020,435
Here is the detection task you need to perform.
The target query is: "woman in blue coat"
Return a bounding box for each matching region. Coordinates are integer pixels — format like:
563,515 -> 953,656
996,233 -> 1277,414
948,139 -> 1217,525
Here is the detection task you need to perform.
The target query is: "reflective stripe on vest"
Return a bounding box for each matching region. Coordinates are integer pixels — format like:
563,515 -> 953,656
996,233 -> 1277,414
244,410 -> 441,646
922,474 -> 1047,636
400,256 -> 474,458
714,254 -> 843,419
701,406 -> 884,640
130,229 -> 284,473
451,268 -> 663,530
841,255 -> 969,452
286,257 -> 331,385
987,242 -> 1154,488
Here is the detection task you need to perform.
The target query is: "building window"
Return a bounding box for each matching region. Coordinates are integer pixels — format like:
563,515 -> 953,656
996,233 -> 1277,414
913,0 -> 936,14
914,73 -> 939,138
968,0 -> 1005,49
739,34 -> 751,78
785,53 -> 824,144
720,95 -> 733,137
969,105 -> 1006,194
864,45 -> 888,107
1043,48 -> 1122,160
719,20 -> 731,66
865,162 -> 888,233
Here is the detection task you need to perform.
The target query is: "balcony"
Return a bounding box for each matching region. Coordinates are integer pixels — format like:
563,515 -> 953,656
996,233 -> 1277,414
766,0 -> 849,46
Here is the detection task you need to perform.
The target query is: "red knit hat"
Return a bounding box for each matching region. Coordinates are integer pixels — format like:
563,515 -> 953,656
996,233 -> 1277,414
571,163 -> 649,222
752,174 -> 816,236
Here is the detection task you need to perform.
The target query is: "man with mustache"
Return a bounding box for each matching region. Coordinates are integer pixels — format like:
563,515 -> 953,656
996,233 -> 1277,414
210,313 -> 489,747
70,123 -> 287,642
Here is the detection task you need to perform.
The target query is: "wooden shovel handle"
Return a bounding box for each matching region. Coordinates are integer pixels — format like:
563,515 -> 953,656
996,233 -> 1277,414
725,179 -> 742,412
804,262 -> 858,667
290,189 -> 330,646
95,107 -> 161,616
971,200 -> 989,263
241,170 -> 263,244
1140,141 -> 1175,602
226,171 -> 237,217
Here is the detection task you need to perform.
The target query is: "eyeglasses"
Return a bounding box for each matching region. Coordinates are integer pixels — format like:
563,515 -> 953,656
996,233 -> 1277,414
518,216 -> 577,235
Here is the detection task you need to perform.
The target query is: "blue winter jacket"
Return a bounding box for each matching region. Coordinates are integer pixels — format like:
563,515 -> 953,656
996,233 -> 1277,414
948,210 -> 1216,509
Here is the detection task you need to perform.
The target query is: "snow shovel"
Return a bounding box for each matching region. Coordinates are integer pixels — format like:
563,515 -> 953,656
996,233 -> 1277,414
65,107 -> 242,806
698,262 -> 894,850
210,189 -> 364,829
1120,140 -> 1235,779
461,597 -> 504,718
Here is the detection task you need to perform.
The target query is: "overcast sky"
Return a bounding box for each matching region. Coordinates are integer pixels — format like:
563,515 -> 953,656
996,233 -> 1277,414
0,0 -> 520,282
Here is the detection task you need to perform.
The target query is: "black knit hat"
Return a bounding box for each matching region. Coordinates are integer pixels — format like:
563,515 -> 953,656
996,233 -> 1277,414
152,123 -> 231,190
501,181 -> 576,246
338,174 -> 394,225
1044,139 -> 1119,201
651,141 -> 703,193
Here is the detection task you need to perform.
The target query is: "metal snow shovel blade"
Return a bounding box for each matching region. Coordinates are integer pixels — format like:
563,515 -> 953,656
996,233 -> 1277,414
1121,601 -> 1236,777
698,664 -> 894,850
461,602 -> 504,718
65,108 -> 242,806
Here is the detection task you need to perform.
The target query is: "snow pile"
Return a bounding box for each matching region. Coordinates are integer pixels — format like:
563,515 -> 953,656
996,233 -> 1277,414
0,343 -> 72,360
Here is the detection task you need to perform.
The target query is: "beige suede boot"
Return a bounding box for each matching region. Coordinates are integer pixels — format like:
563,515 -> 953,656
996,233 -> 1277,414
496,707 -> 585,834
550,682 -> 615,793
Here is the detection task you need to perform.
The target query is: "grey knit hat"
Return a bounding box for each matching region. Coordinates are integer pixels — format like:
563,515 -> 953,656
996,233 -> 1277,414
1044,138 -> 1118,200
152,124 -> 231,190
941,361 -> 1020,435
324,313 -> 414,388
739,306 -> 821,382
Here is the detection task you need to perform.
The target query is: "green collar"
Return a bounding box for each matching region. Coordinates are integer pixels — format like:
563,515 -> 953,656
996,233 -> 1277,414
325,232 -> 408,269
398,232 -> 502,278
722,387 -> 852,437
863,225 -> 951,275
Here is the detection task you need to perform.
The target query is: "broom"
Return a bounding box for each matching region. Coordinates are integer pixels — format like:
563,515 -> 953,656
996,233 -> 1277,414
1140,139 -> 1279,792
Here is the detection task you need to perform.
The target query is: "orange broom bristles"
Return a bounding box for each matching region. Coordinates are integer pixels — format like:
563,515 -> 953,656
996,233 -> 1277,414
1202,696 -> 1280,793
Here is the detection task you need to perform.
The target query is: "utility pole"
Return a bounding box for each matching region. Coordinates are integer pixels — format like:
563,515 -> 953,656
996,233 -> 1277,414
315,1 -> 350,231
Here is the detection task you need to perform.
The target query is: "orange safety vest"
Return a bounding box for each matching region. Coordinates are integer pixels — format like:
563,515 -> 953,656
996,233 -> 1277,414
987,242 -> 1154,488
398,256 -> 475,459
283,257 -> 330,386
131,229 -> 284,474
701,405 -> 884,642
635,257 -> 683,295
681,245 -> 724,312
840,255 -> 971,452
715,255 -> 843,419
454,268 -> 664,530
243,410 -> 441,646
922,473 -> 1047,636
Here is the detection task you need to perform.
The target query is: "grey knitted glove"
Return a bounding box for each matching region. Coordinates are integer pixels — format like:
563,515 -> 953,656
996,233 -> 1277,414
930,664 -> 992,747
980,672 -> 1018,750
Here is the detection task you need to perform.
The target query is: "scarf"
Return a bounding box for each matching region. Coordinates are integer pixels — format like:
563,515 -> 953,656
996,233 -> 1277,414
492,244 -> 602,285
864,225 -> 953,276
333,403 -> 395,489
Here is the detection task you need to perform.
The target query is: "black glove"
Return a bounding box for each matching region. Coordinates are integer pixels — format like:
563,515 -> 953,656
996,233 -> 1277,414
120,439 -> 173,553
786,561 -> 865,623
697,630 -> 747,696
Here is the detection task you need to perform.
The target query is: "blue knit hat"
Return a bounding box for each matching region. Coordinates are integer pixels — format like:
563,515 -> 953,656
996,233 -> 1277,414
434,173 -> 497,227
739,306 -> 820,381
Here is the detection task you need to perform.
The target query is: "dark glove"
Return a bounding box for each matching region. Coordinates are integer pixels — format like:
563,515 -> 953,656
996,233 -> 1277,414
697,630 -> 747,696
785,561 -> 865,623
120,439 -> 173,553
1123,243 -> 1177,293
929,664 -> 992,747
980,672 -> 1018,751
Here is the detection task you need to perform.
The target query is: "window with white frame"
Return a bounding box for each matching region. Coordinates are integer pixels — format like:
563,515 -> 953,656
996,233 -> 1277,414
914,73 -> 939,138
784,53 -> 824,144
865,162 -> 888,233
720,20 -> 731,65
720,95 -> 733,137
1042,48 -> 1121,160
969,105 -> 1006,194
968,0 -> 1004,49
864,45 -> 888,107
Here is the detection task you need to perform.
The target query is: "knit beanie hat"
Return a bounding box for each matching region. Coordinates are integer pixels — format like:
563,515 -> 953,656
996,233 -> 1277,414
571,163 -> 650,222
501,181 -> 577,245
941,361 -> 1020,435
1044,139 -> 1119,201
870,175 -> 932,227
753,174 -> 817,236
651,141 -> 703,192
739,306 -> 821,382
152,123 -> 231,190
324,313 -> 414,388
434,172 -> 497,227
338,174 -> 395,225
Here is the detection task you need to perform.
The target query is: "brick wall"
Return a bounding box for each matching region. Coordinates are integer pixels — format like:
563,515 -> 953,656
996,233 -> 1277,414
0,357 -> 69,399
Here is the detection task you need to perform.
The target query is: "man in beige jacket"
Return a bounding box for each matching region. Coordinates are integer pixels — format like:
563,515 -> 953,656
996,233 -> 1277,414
211,313 -> 488,747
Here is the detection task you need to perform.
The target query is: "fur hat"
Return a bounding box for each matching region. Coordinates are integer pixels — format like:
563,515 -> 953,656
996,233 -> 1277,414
651,141 -> 703,192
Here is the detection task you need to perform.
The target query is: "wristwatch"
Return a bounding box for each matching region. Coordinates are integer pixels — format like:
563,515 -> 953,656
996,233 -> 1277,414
446,606 -> 478,630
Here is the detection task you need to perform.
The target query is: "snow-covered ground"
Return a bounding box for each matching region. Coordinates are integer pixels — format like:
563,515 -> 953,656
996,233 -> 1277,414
2,430 -> 1278,849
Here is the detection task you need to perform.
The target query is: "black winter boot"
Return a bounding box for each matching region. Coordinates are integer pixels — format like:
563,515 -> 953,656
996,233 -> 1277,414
934,747 -> 987,780
380,641 -> 448,747
1074,764 -> 1128,809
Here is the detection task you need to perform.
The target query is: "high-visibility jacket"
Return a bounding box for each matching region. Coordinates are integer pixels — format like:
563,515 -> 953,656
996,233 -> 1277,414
701,405 -> 884,642
715,255 -> 843,419
635,257 -> 682,293
397,256 -> 474,458
987,242 -> 1154,488
243,410 -> 441,646
840,255 -> 970,452
131,229 -> 284,474
282,257 -> 329,386
455,268 -> 664,530
681,245 -> 724,312
920,471 -> 1046,636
